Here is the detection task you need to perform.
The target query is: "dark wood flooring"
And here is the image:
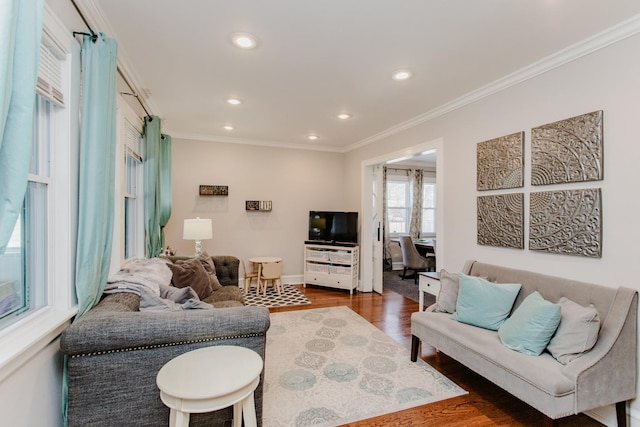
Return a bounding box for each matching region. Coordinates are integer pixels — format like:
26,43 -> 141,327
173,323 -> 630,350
270,285 -> 604,427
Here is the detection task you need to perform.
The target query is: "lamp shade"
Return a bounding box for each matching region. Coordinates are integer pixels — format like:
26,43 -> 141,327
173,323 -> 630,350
183,218 -> 212,240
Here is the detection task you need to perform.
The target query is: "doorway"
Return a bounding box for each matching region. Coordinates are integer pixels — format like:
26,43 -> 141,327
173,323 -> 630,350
360,138 -> 444,294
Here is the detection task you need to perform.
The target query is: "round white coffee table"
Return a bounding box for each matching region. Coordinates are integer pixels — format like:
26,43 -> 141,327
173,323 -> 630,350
156,345 -> 263,427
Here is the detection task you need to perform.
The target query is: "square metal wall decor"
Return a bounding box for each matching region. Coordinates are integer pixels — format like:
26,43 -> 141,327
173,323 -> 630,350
531,110 -> 603,185
477,131 -> 524,191
529,188 -> 602,258
477,193 -> 524,249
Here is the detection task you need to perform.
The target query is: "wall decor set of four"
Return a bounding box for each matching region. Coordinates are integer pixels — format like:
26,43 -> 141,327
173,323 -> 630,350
477,110 -> 603,258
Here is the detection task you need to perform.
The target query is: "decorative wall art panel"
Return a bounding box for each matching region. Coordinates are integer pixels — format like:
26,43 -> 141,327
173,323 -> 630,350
199,185 -> 228,196
529,188 -> 602,258
531,110 -> 603,185
477,132 -> 524,191
477,193 -> 524,249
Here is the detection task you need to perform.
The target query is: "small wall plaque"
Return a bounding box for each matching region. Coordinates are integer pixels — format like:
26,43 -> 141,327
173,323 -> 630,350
199,185 -> 228,196
246,200 -> 272,211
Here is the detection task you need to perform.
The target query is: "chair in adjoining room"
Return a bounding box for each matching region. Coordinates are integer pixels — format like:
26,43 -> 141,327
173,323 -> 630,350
258,261 -> 283,296
242,259 -> 259,294
398,235 -> 435,284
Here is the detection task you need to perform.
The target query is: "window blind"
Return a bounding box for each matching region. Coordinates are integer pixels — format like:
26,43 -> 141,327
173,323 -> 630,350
36,41 -> 64,107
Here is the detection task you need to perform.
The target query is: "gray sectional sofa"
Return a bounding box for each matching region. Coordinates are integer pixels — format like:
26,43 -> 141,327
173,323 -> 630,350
60,255 -> 270,427
411,261 -> 637,426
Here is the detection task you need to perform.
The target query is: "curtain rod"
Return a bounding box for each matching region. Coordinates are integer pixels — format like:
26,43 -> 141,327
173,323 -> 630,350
70,0 -> 152,118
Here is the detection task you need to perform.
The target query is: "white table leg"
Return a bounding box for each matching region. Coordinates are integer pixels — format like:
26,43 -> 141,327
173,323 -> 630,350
231,400 -> 241,427
242,392 -> 257,427
419,288 -> 424,312
170,409 -> 190,427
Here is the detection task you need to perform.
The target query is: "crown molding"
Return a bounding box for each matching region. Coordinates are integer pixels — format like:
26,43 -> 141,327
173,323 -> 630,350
74,0 -> 162,118
170,132 -> 345,153
345,13 -> 640,152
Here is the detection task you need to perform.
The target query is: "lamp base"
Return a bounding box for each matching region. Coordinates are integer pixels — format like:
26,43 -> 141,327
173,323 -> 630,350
194,240 -> 202,257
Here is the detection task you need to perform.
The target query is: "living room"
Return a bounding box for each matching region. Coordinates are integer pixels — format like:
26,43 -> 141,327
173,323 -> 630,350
2,1 -> 640,426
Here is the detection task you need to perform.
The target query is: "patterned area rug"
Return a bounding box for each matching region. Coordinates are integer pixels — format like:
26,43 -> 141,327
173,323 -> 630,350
263,306 -> 465,426
243,284 -> 311,308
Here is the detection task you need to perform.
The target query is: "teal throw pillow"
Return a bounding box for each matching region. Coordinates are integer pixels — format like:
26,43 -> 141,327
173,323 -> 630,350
450,273 -> 521,331
498,291 -> 561,356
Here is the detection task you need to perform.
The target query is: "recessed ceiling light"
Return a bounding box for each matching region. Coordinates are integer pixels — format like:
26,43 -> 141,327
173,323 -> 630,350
307,135 -> 319,141
231,32 -> 258,49
337,113 -> 352,120
392,70 -> 412,81
226,98 -> 242,105
223,125 -> 234,131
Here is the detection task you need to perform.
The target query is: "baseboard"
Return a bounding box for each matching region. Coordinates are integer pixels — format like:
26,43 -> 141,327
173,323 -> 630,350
585,402 -> 640,427
240,274 -> 302,288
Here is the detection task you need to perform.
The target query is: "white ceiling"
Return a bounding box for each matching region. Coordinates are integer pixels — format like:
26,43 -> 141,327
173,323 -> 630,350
86,0 -> 640,152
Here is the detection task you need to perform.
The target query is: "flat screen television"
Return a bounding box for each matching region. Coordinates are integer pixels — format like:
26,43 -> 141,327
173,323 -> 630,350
308,211 -> 358,244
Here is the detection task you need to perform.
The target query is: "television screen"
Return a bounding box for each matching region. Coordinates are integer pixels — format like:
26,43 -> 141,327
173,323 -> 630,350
308,211 -> 358,244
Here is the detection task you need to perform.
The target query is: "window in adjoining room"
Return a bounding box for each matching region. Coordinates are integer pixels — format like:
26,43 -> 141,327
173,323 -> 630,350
421,180 -> 436,236
386,177 -> 411,235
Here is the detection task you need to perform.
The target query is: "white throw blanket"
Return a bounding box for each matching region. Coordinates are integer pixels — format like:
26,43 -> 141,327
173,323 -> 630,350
103,257 -> 172,296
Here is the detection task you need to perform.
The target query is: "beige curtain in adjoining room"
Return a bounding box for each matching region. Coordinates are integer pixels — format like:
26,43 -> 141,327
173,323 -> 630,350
409,169 -> 423,238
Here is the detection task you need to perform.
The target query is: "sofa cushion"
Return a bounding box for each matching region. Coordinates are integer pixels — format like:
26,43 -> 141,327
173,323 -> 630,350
451,273 -> 521,330
498,291 -> 561,356
412,311 -> 575,397
203,285 -> 245,305
546,297 -> 601,364
167,258 -> 214,300
434,269 -> 459,314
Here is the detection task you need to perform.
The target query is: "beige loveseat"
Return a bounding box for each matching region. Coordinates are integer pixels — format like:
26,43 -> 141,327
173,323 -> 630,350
411,261 -> 637,426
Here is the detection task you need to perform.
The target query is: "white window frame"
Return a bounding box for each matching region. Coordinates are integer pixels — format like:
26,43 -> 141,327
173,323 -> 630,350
0,5 -> 79,381
110,97 -> 145,274
386,174 -> 411,236
421,178 -> 436,237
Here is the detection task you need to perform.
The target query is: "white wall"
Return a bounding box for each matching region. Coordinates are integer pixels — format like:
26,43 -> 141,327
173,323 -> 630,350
0,339 -> 64,426
165,138 -> 346,278
345,33 -> 640,426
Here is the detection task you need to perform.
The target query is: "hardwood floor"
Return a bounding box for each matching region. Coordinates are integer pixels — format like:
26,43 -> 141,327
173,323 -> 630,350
270,285 -> 604,427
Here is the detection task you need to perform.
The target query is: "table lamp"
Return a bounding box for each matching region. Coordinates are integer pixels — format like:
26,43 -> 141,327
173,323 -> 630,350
183,217 -> 212,256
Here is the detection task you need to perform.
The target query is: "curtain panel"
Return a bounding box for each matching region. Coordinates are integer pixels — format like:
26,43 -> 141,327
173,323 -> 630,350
158,134 -> 172,248
74,33 -> 118,318
409,169 -> 423,238
143,117 -> 172,257
0,0 -> 44,254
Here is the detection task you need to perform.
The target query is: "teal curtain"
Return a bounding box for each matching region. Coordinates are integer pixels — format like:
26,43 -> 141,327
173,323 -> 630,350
74,33 -> 118,317
144,116 -> 163,257
0,0 -> 43,254
159,134 -> 172,248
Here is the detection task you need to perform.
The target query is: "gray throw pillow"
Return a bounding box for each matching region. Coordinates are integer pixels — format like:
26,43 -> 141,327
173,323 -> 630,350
434,269 -> 459,314
546,297 -> 601,364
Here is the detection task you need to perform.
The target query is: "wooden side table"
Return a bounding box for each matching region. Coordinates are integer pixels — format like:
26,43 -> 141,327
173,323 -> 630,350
156,345 -> 263,427
418,271 -> 440,311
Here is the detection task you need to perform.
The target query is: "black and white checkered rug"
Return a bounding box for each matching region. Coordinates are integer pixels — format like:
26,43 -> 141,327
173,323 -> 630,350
243,284 -> 312,308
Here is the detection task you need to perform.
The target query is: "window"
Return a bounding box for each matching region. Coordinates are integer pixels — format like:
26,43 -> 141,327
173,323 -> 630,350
0,9 -> 78,376
386,177 -> 411,234
124,120 -> 143,259
421,181 -> 436,236
0,74 -> 58,330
